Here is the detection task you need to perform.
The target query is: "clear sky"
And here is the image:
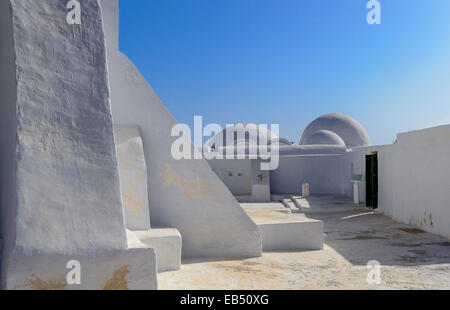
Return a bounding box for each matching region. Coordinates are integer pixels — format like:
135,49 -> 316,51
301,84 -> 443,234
119,0 -> 450,146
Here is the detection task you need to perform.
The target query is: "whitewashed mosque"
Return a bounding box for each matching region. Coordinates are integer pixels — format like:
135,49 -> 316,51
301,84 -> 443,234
0,0 -> 449,290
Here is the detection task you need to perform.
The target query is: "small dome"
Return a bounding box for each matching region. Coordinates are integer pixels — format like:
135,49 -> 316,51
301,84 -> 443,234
300,113 -> 370,147
269,138 -> 292,146
233,138 -> 258,146
207,124 -> 278,149
302,130 -> 346,146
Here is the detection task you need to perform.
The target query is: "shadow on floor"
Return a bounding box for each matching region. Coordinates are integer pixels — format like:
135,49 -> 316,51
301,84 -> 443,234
307,209 -> 450,266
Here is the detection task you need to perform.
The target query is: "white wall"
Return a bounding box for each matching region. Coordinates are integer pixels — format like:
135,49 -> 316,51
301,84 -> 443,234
345,126 -> 450,238
208,159 -> 252,195
376,146 -> 397,218
0,0 -> 18,279
208,155 -> 344,196
341,145 -> 392,203
115,125 -> 151,231
271,155 -> 343,195
8,0 -> 127,256
377,126 -> 450,238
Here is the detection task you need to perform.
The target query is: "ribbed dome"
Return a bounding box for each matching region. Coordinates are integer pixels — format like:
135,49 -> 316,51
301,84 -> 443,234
300,113 -> 370,147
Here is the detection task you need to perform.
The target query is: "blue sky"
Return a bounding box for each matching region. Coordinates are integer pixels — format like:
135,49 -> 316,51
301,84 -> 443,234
119,0 -> 450,146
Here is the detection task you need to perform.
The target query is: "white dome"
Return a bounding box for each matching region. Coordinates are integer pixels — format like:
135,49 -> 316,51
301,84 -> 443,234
269,138 -> 292,146
302,130 -> 346,146
300,113 -> 370,147
207,124 -> 278,149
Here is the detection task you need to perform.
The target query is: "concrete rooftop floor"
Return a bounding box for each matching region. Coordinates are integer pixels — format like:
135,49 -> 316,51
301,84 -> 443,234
159,199 -> 450,290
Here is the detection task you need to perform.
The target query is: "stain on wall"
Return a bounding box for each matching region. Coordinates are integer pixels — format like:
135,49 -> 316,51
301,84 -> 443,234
161,164 -> 182,188
161,164 -> 211,201
122,179 -> 145,215
103,265 -> 130,290
183,179 -> 211,201
14,274 -> 67,290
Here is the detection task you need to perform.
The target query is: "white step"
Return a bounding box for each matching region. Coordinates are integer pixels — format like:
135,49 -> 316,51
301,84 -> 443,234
241,203 -> 324,252
127,229 -> 182,273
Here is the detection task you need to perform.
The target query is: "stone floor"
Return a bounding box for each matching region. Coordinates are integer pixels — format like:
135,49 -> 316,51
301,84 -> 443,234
159,202 -> 450,290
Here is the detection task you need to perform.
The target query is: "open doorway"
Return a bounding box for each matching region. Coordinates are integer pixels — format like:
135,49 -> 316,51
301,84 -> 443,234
365,152 -> 378,208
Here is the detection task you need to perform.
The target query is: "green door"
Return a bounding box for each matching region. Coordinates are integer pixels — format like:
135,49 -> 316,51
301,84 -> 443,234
365,153 -> 378,208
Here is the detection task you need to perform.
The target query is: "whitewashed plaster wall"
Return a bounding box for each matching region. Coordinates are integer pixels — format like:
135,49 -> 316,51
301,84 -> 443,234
377,126 -> 450,238
208,159 -> 252,196
0,0 -> 156,290
99,0 -> 262,259
0,0 -> 18,269
376,145 -> 398,218
344,125 -> 450,238
207,144 -> 347,197
209,154 -> 344,196
115,125 -> 151,231
341,145 -> 392,203
270,155 -> 344,195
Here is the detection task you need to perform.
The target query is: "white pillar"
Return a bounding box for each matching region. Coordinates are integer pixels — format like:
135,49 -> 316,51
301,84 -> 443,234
302,183 -> 310,198
353,182 -> 360,204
